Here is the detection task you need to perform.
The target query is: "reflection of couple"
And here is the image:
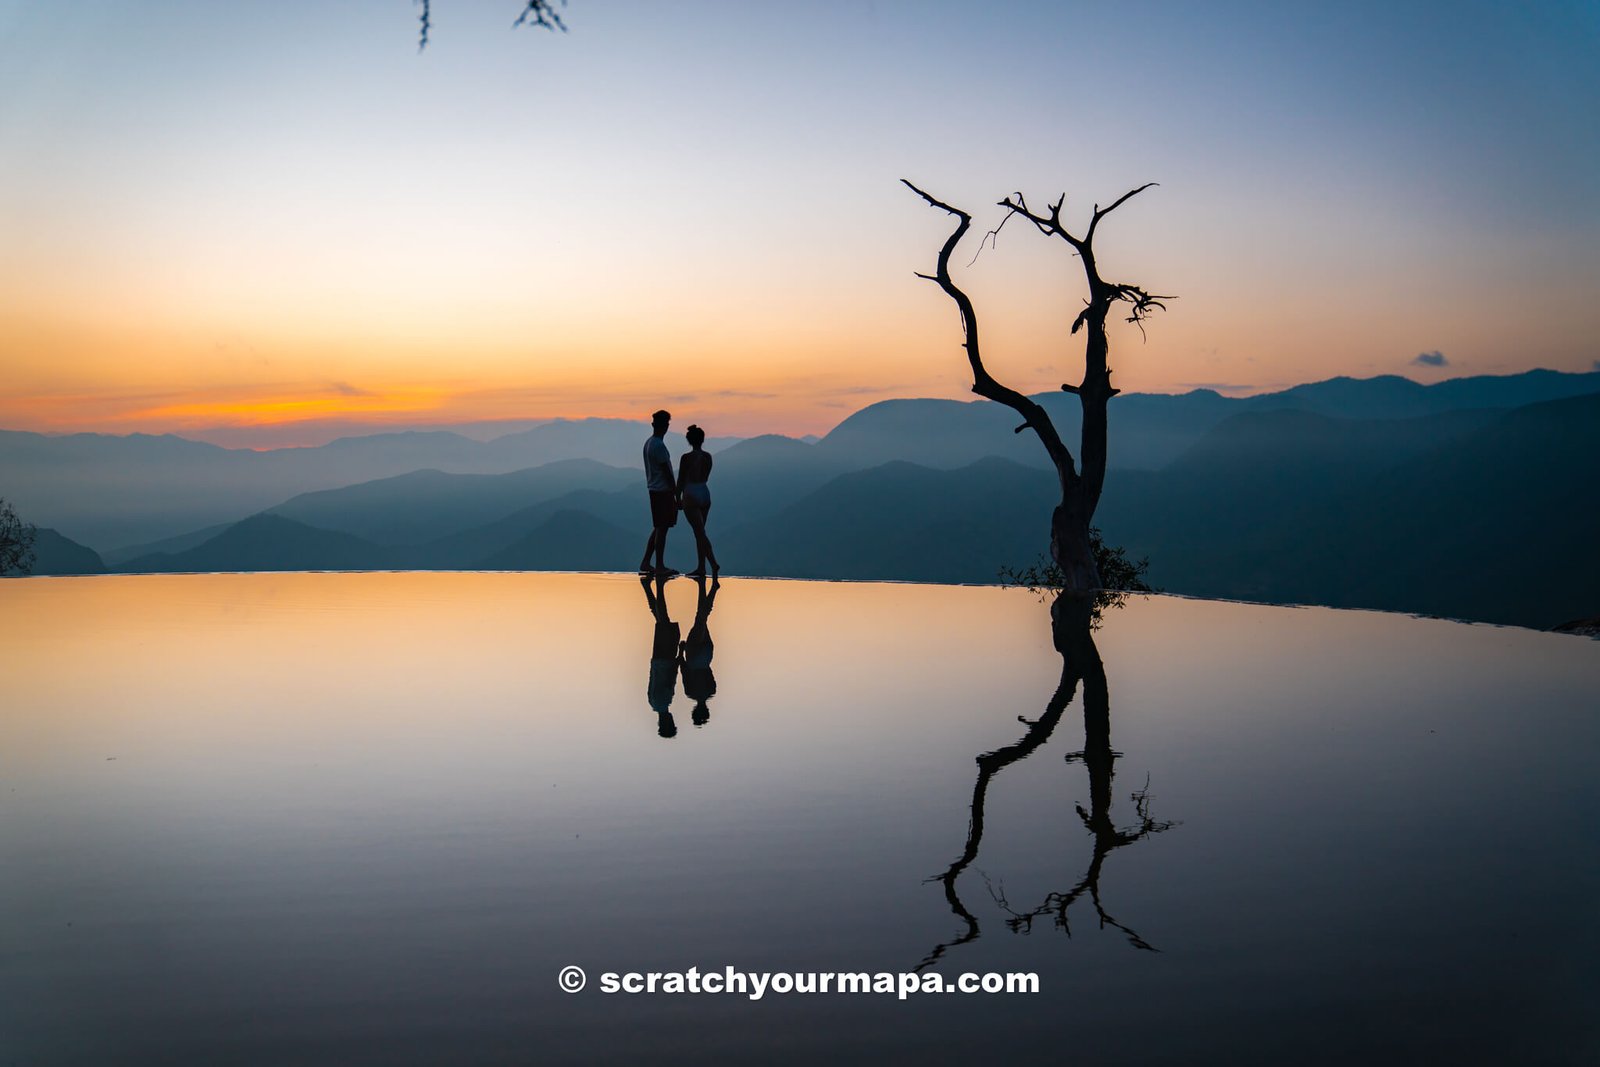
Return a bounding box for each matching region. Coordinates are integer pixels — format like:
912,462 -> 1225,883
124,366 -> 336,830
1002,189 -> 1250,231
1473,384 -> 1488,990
639,409 -> 720,580
640,573 -> 719,738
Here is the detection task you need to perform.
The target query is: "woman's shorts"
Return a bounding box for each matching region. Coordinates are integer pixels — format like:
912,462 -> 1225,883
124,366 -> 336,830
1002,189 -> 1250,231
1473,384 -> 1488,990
682,483 -> 711,516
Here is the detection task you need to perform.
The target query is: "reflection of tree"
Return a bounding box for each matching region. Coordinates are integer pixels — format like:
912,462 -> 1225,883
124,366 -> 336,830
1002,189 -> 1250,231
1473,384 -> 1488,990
921,640 -> 1075,968
920,595 -> 1176,970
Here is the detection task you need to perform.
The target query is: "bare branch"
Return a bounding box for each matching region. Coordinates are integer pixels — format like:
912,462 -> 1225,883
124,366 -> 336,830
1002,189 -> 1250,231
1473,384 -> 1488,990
969,206 -> 1021,267
998,193 -> 1085,252
1086,182 -> 1158,243
513,0 -> 569,32
1107,283 -> 1176,339
902,179 -> 968,220
904,179 -> 1079,485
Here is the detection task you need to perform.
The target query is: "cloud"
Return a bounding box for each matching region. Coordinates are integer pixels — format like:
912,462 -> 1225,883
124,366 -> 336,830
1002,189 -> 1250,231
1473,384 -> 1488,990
1592,359 -> 1600,372
1412,350 -> 1448,367
328,381 -> 374,396
664,389 -> 779,404
820,383 -> 915,397
704,389 -> 779,400
1178,382 -> 1255,395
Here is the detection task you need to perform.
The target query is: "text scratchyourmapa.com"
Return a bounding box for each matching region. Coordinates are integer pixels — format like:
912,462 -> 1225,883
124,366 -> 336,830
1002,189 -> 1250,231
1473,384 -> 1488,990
559,966 -> 1040,1001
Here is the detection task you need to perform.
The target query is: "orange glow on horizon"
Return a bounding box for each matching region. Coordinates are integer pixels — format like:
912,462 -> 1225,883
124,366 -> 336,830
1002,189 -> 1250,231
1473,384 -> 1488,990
0,378 -> 937,446
123,388 -> 452,427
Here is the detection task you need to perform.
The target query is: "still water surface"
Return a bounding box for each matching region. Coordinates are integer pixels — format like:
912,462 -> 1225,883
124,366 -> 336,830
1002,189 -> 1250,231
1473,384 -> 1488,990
3,573 -> 1597,1064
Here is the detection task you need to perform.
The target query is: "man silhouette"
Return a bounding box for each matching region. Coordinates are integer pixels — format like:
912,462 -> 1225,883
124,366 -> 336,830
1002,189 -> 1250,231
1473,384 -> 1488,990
639,409 -> 679,577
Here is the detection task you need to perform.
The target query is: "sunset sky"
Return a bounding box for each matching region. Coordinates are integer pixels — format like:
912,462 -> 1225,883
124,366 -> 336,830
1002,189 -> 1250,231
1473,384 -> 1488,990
2,0 -> 1596,446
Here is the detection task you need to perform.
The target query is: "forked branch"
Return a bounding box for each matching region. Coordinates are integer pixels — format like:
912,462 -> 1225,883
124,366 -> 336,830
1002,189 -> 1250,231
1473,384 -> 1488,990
902,179 -> 1079,486
1000,182 -> 1158,250
1087,182 -> 1158,243
513,0 -> 568,32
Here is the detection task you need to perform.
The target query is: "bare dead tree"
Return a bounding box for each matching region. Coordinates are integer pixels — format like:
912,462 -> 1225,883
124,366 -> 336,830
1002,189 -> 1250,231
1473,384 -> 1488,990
416,1 -> 568,50
903,179 -> 1170,594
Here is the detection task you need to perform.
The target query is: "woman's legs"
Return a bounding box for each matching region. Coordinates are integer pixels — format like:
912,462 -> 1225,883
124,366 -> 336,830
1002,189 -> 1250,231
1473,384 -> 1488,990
684,506 -> 718,576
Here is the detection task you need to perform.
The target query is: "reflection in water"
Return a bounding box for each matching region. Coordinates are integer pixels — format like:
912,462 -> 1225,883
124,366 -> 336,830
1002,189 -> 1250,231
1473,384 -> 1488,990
6,575 -> 1599,1061
641,576 -> 681,738
921,595 -> 1178,969
641,575 -> 720,737
681,577 -> 719,727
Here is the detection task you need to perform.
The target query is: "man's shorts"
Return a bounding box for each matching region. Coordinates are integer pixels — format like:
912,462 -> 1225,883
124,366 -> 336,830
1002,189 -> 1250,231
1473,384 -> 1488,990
649,490 -> 679,528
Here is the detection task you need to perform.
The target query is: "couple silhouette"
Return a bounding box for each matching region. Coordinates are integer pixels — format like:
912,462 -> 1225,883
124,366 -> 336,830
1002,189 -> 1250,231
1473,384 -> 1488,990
639,409 -> 720,579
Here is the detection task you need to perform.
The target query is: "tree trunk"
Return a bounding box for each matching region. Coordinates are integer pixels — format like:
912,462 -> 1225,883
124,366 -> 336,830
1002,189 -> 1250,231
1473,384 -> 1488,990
1053,300 -> 1113,593
1050,492 -> 1099,594
1077,301 -> 1114,519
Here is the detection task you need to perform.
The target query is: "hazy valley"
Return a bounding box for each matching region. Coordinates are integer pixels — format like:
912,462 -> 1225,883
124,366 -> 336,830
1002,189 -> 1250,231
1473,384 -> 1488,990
10,369 -> 1600,631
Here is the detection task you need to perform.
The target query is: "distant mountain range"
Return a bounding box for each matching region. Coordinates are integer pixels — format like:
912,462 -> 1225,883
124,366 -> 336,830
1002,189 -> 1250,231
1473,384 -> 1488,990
811,367 -> 1600,473
9,369 -> 1596,552
7,369 -> 1600,630
0,418 -> 740,549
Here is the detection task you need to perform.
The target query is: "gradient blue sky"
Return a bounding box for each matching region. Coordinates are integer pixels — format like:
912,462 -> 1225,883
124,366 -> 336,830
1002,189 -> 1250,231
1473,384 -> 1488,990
2,0 -> 1596,444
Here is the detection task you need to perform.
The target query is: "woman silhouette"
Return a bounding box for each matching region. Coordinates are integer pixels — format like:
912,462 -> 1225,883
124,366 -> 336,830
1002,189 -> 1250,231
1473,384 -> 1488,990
676,424 -> 720,578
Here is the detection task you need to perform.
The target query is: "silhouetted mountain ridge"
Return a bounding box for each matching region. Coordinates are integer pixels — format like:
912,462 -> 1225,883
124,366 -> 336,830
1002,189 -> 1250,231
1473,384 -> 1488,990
25,529 -> 107,576
814,369 -> 1600,474
722,457 -> 1055,583
122,514 -> 398,573
1096,394 -> 1600,627
267,459 -> 637,545
477,510 -> 639,571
